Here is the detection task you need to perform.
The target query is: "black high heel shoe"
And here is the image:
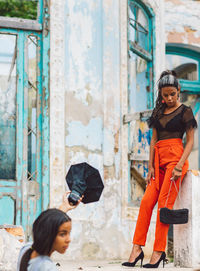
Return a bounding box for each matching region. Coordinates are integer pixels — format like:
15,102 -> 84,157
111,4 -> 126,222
143,252 -> 167,268
122,250 -> 144,267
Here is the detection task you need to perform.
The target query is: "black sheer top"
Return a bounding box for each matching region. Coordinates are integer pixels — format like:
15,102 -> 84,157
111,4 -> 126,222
148,104 -> 197,140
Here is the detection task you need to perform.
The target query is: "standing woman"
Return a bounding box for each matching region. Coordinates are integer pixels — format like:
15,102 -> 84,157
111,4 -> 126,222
122,70 -> 197,268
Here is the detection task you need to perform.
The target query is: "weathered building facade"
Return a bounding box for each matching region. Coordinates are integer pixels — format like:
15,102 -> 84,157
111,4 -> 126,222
50,0 -> 200,260
50,0 -> 164,260
0,0 -> 200,267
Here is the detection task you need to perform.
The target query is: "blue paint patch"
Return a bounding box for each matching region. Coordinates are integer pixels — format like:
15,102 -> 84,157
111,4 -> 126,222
137,127 -> 148,152
147,129 -> 151,145
66,118 -> 102,151
138,128 -> 142,142
64,0 -> 103,94
0,196 -> 15,224
128,51 -> 148,112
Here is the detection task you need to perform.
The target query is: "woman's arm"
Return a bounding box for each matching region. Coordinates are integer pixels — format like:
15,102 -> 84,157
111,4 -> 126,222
172,128 -> 195,180
146,128 -> 158,184
59,192 -> 83,212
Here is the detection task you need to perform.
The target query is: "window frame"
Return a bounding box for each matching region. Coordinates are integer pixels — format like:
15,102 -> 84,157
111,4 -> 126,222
128,0 -> 154,60
166,43 -> 200,97
127,0 -> 155,206
128,0 -> 155,110
0,0 -> 50,236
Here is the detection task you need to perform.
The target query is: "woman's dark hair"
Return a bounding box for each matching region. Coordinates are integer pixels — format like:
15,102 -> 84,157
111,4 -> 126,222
20,208 -> 71,271
148,70 -> 180,127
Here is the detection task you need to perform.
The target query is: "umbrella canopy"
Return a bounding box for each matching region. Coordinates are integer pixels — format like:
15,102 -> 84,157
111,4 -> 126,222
66,162 -> 104,204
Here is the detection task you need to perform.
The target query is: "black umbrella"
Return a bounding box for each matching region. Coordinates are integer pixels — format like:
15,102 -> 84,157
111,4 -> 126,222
66,162 -> 104,205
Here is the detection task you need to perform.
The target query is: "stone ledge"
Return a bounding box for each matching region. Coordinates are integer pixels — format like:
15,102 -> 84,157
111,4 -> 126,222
0,226 -> 24,271
174,170 -> 200,268
0,225 -> 24,243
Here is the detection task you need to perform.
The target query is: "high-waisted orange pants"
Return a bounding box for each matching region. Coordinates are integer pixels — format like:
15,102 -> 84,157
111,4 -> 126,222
133,138 -> 189,251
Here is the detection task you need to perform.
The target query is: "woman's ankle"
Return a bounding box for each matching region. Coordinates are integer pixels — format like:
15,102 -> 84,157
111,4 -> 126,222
149,251 -> 163,264
134,244 -> 142,252
128,244 -> 142,261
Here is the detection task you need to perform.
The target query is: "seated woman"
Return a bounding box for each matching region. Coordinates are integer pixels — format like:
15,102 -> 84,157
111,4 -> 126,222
17,192 -> 81,271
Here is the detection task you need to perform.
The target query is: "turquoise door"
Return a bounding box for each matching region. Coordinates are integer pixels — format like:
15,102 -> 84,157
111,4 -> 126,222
0,9 -> 49,238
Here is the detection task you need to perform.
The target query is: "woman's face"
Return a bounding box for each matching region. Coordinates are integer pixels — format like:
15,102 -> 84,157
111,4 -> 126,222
51,221 -> 72,254
161,86 -> 180,108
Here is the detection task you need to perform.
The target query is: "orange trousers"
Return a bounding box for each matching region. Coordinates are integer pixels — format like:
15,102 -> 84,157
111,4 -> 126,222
133,138 -> 189,251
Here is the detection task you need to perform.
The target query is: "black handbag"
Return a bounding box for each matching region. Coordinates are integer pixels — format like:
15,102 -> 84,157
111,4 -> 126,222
159,179 -> 189,224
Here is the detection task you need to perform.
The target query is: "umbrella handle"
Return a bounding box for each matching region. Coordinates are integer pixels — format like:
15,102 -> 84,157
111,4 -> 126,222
68,192 -> 81,206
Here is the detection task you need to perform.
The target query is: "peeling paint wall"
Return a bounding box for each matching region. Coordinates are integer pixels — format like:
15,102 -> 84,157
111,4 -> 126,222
50,0 -> 165,260
165,0 -> 200,46
64,0 -> 103,176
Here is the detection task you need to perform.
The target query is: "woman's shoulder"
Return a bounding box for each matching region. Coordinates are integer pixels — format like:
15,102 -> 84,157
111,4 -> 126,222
181,103 -> 193,112
181,104 -> 197,129
28,256 -> 57,271
17,242 -> 32,271
181,104 -> 196,118
19,242 -> 32,253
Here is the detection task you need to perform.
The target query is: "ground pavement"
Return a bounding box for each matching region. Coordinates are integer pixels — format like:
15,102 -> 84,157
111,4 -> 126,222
55,260 -> 196,271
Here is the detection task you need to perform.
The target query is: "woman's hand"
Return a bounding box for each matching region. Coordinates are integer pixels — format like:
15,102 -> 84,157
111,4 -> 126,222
146,167 -> 154,186
59,191 -> 83,213
171,166 -> 182,181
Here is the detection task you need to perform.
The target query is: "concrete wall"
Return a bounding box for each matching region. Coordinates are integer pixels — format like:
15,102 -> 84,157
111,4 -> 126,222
165,0 -> 200,46
50,0 -> 165,261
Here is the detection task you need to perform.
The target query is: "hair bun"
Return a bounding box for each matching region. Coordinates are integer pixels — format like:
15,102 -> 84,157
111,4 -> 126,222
159,70 -> 177,79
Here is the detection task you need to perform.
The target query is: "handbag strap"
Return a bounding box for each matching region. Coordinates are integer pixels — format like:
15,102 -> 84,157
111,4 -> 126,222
164,178 -> 182,207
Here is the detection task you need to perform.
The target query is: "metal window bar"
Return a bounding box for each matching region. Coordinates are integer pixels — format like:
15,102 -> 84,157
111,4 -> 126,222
129,18 -> 148,34
8,37 -> 17,83
129,41 -> 152,62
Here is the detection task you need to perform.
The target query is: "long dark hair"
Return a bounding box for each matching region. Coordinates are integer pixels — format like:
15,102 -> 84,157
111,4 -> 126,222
148,70 -> 179,127
20,208 -> 71,271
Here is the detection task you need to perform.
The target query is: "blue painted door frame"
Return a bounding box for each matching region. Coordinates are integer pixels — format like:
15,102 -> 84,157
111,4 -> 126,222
127,0 -> 155,204
0,1 -> 49,238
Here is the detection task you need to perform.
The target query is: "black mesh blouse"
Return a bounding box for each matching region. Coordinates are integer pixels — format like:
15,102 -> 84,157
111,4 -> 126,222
148,104 -> 197,140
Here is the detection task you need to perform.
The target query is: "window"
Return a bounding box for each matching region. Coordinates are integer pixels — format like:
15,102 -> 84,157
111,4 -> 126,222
0,34 -> 16,179
0,0 -> 49,233
128,0 -> 154,113
166,54 -> 198,81
129,3 -> 149,52
127,0 -> 155,206
166,43 -> 200,94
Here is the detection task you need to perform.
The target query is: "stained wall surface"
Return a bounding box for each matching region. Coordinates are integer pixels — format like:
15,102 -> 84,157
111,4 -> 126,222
165,0 -> 200,46
50,0 -> 166,261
